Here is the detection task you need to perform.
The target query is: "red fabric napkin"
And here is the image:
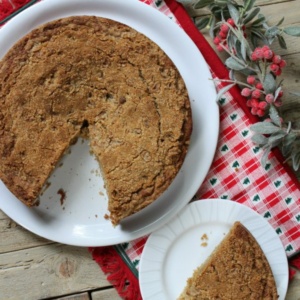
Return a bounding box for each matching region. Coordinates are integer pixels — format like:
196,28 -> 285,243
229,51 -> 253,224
1,0 -> 300,299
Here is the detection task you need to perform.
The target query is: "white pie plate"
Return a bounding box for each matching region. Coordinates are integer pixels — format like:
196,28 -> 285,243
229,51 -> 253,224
0,0 -> 219,246
139,199 -> 289,300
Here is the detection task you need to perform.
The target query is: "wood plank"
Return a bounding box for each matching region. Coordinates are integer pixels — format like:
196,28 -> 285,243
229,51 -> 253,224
91,288 -> 122,300
0,209 -> 53,254
51,292 -> 90,300
278,52 -> 300,121
0,244 -> 109,300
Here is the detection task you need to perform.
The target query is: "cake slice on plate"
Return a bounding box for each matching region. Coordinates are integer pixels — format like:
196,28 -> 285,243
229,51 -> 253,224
178,221 -> 278,300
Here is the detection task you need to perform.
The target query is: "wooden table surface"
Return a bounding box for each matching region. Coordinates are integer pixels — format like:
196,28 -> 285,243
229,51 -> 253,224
0,0 -> 299,299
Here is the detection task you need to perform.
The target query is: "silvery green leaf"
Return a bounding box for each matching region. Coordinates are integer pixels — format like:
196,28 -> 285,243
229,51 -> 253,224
269,105 -> 281,126
250,122 -> 281,134
283,26 -> 300,37
283,132 -> 297,146
263,73 -> 276,94
250,32 -> 259,48
194,0 -> 214,9
268,131 -> 286,144
225,57 -> 246,70
250,28 -> 268,44
251,19 -> 266,28
243,7 -> 260,24
216,83 -> 236,102
215,0 -> 228,7
274,86 -> 282,101
235,40 -> 243,59
244,0 -> 256,12
209,16 -> 216,38
278,35 -> 287,49
227,3 -> 240,24
229,69 -> 236,80
251,133 -> 268,145
196,17 -> 210,30
239,68 -> 256,76
276,17 -> 285,27
292,151 -> 300,171
251,14 -> 266,26
282,132 -> 297,156
227,32 -> 236,52
240,38 -> 247,60
265,26 -> 280,39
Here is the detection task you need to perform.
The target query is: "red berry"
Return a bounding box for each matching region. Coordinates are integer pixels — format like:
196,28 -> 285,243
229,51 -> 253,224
278,90 -> 283,98
275,68 -> 282,76
279,60 -> 287,68
272,55 -> 282,64
265,94 -> 274,103
219,30 -> 227,39
227,18 -> 235,26
251,107 -> 258,115
261,45 -> 270,52
270,63 -> 279,73
213,36 -> 221,45
258,101 -> 268,109
247,76 -> 256,85
274,99 -> 283,107
241,88 -> 252,97
255,82 -> 263,90
250,52 -> 258,61
246,100 -> 252,107
254,47 -> 264,59
250,98 -> 259,108
252,89 -> 261,99
257,109 -> 265,117
263,50 -> 273,60
220,23 -> 229,33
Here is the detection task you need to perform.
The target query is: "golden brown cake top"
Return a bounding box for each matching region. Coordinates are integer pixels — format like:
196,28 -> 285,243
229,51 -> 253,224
179,221 -> 278,300
0,16 -> 192,224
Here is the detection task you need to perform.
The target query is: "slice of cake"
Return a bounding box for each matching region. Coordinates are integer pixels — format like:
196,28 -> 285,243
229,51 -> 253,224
179,221 -> 278,300
0,16 -> 192,225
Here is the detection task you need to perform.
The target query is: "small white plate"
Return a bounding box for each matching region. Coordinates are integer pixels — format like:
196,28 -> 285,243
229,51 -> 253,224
139,199 -> 289,300
0,0 -> 219,246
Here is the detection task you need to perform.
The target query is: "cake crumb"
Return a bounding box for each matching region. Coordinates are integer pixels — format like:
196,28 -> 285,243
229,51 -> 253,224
201,242 -> 208,247
104,213 -> 110,220
57,188 -> 66,206
201,233 -> 208,241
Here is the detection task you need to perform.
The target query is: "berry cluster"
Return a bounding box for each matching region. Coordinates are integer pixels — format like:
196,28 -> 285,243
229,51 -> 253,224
213,18 -> 235,52
250,46 -> 287,77
212,18 -> 287,118
241,75 -> 283,116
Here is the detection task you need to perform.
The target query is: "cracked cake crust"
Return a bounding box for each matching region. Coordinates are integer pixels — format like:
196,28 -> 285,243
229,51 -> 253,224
0,16 -> 192,225
178,222 -> 278,300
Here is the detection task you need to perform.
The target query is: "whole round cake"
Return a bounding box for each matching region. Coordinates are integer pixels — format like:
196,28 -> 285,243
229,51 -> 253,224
0,16 -> 192,225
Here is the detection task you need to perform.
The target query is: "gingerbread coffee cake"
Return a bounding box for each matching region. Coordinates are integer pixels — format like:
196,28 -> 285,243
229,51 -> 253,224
179,222 -> 278,300
0,16 -> 192,225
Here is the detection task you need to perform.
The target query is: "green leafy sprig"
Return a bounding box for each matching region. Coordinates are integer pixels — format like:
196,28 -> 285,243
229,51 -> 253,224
178,0 -> 300,172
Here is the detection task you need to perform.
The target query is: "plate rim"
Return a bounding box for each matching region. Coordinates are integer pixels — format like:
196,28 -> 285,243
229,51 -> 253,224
139,199 -> 289,300
0,0 -> 220,246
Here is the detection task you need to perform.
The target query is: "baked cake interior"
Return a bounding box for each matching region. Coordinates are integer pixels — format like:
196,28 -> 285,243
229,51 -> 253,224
178,221 -> 278,300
